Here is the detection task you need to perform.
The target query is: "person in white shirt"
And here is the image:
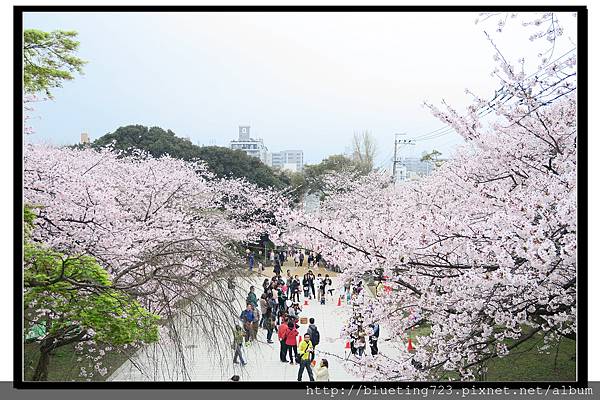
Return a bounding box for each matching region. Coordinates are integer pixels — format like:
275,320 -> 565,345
314,359 -> 330,381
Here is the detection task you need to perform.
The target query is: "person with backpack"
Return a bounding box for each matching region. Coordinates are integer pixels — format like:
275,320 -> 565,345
285,321 -> 299,365
306,318 -> 320,362
297,333 -> 315,381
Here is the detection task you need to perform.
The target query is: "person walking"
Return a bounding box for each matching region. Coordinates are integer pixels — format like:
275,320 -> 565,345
307,252 -> 314,267
239,304 -> 255,342
286,270 -> 293,298
306,318 -> 320,362
265,309 -> 275,344
273,258 -> 282,276
297,333 -> 315,381
285,321 -> 299,365
251,303 -> 260,340
246,286 -> 258,308
302,273 -> 310,299
248,252 -> 255,271
314,359 -> 330,381
259,294 -> 268,328
294,251 -> 300,267
232,325 -> 247,366
316,274 -> 323,302
308,270 -> 316,299
344,281 -> 351,302
369,323 -> 380,355
269,250 -> 275,264
315,253 -> 322,268
356,334 -> 366,357
279,251 -> 285,266
278,319 -> 289,362
291,275 -> 301,303
325,274 -> 334,297
299,251 -> 304,267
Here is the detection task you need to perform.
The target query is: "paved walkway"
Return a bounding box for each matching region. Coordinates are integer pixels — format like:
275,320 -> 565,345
109,270 -> 406,381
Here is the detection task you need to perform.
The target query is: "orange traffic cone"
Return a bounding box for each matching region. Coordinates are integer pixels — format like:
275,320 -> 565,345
407,338 -> 414,352
345,341 -> 351,349
337,297 -> 342,306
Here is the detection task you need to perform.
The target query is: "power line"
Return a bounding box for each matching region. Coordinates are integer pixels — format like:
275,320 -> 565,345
407,47 -> 576,143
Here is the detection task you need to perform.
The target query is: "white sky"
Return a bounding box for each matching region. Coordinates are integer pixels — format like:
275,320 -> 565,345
23,11 -> 576,166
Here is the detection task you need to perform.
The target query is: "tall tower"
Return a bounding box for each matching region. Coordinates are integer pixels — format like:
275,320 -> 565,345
80,132 -> 90,144
239,126 -> 250,141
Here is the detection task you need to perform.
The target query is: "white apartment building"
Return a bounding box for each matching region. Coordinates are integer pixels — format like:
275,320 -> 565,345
229,126 -> 270,164
270,150 -> 304,172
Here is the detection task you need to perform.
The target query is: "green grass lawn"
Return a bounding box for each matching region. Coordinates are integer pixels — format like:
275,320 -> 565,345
23,342 -> 135,382
410,326 -> 575,382
366,284 -> 575,381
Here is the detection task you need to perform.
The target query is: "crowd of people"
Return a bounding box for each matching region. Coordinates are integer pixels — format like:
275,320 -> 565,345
234,247 -> 338,381
234,270 -> 333,381
345,281 -> 380,358
232,248 -> 383,381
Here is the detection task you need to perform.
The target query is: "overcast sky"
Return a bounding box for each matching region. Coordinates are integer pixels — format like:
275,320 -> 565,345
23,11 -> 577,166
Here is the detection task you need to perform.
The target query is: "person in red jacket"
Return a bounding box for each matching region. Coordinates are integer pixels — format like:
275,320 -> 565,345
278,320 -> 289,362
285,321 -> 299,365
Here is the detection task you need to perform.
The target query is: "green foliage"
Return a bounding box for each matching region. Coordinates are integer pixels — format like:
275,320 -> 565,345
91,125 -> 291,190
303,154 -> 371,196
421,149 -> 444,167
23,29 -> 87,98
23,206 -> 159,347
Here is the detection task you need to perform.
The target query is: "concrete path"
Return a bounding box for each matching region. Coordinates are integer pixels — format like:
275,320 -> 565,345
109,272 -> 406,381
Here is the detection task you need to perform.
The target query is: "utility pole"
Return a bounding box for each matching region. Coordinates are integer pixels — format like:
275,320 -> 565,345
392,133 -> 415,184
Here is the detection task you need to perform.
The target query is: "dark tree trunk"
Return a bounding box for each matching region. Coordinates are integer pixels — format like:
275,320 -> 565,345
32,346 -> 51,381
30,330 -> 87,381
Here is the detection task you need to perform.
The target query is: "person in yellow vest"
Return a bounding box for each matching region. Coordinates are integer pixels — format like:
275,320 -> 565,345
297,333 -> 315,381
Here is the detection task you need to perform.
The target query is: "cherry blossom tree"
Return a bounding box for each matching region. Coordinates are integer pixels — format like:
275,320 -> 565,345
275,12 -> 577,380
24,144 -> 283,380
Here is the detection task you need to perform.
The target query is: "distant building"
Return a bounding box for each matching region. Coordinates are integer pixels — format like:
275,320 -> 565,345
401,157 -> 433,176
229,126 -> 269,164
229,126 -> 305,170
270,150 -> 304,171
80,132 -> 90,144
395,157 -> 445,182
